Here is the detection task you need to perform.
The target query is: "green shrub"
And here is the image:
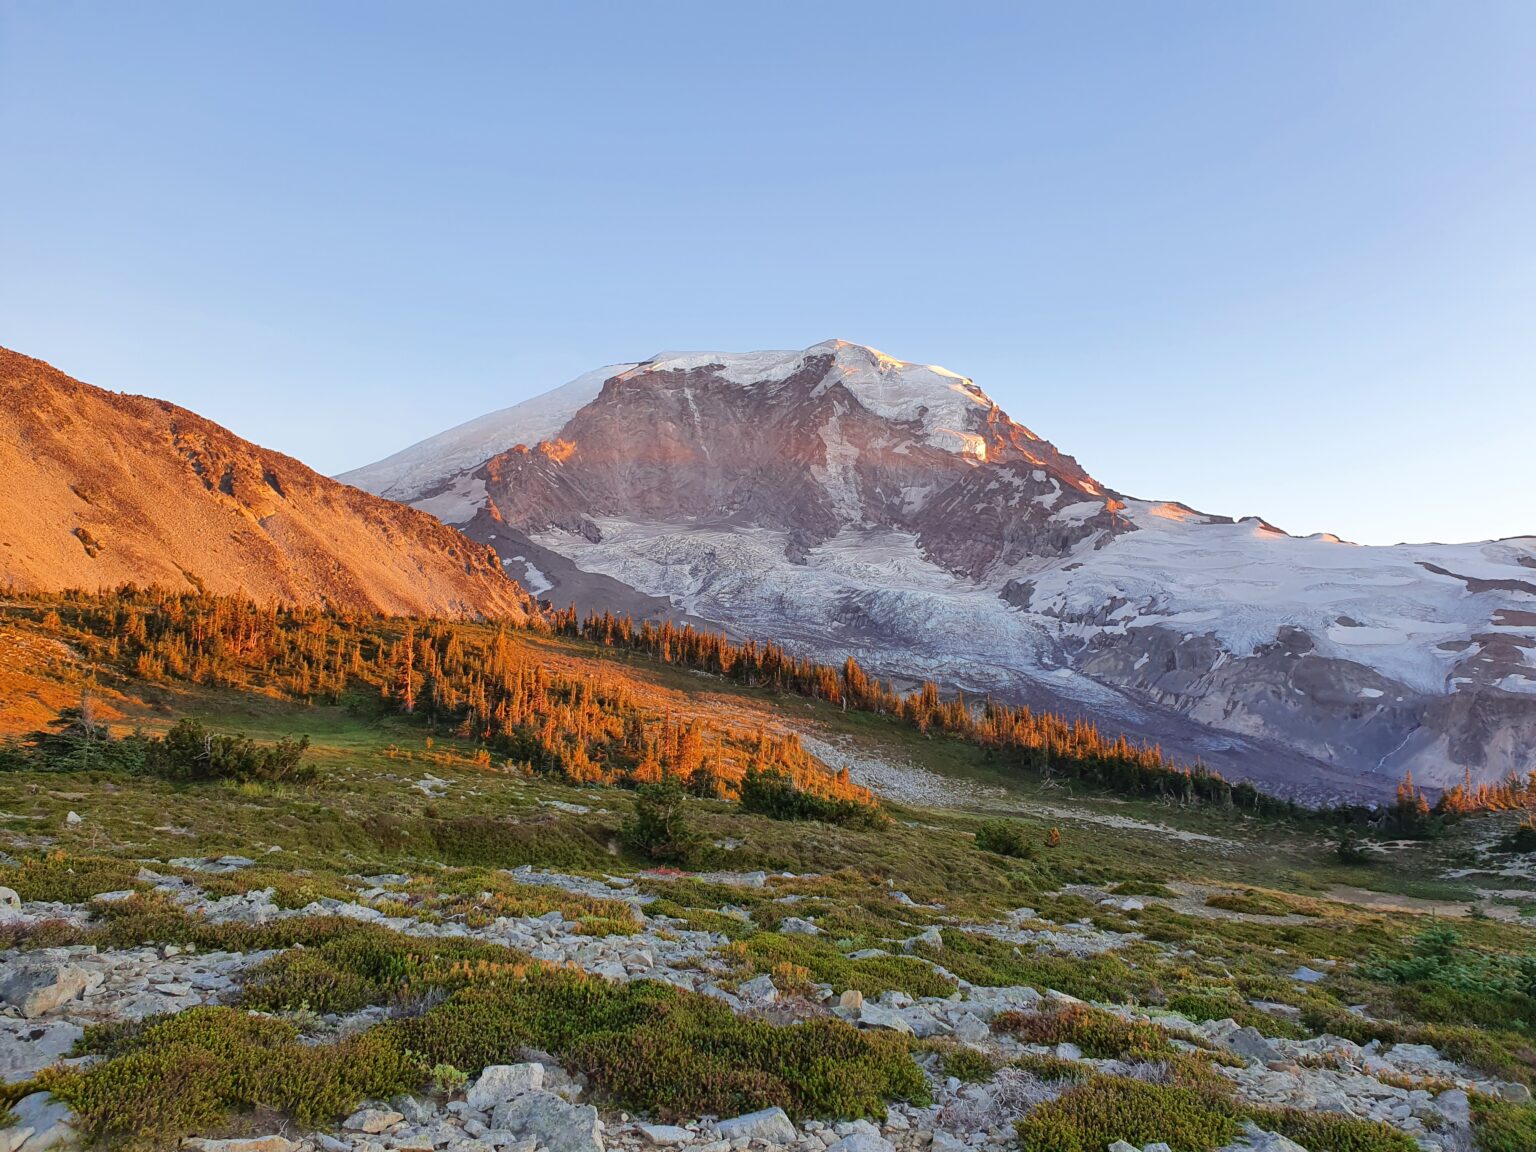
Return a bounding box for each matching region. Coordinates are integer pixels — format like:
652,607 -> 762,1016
938,1045 -> 996,1083
1010,1052 -> 1094,1082
1205,890 -> 1294,917
239,924 -> 530,1014
1108,880 -> 1175,898
427,814 -> 616,869
389,967 -> 928,1119
993,1005 -> 1173,1060
924,928 -> 1157,1001
0,852 -> 144,903
1472,1093 -> 1536,1152
621,780 -> 703,864
974,820 -> 1032,858
141,719 -> 313,784
738,932 -> 955,998
1361,924 -> 1536,1030
1015,1074 -> 1241,1152
1336,831 -> 1372,864
1249,1106 -> 1418,1152
1496,818 -> 1536,855
738,769 -> 884,829
45,1006 -> 421,1149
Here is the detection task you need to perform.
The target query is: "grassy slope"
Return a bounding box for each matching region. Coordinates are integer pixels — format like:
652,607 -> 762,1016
4,602 -> 1536,1149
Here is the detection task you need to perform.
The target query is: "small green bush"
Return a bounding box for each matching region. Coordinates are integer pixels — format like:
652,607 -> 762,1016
938,1045 -> 996,1083
389,967 -> 928,1119
239,924 -> 530,1014
739,932 -> 955,998
0,852 -> 144,903
1496,818 -> 1536,855
993,1005 -> 1173,1060
141,718 -> 313,784
1010,1052 -> 1094,1082
621,780 -> 703,864
1249,1105 -> 1418,1152
45,1007 -> 421,1149
1471,1093 -> 1536,1152
973,820 -> 1033,858
1205,890 -> 1294,917
1015,1074 -> 1241,1152
738,769 -> 884,828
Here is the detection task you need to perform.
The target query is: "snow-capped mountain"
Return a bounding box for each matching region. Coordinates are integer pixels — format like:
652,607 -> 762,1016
341,339 -> 1536,800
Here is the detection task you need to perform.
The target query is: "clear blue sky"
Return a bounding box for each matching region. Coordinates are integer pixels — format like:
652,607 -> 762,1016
2,2 -> 1532,545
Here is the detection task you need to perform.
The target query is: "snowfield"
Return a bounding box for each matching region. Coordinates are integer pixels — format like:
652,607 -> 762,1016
344,340 -> 1536,794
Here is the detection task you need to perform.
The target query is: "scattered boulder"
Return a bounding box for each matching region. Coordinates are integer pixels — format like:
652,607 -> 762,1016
902,927 -> 943,952
826,1134 -> 893,1152
636,1125 -> 694,1146
857,1003 -> 914,1035
467,1063 -> 545,1112
0,963 -> 97,1018
342,1107 -> 404,1134
779,917 -> 820,936
3,1092 -> 79,1152
0,887 -> 20,914
492,1091 -> 602,1152
738,974 -> 778,1002
1213,1023 -> 1282,1065
715,1106 -> 797,1144
182,1139 -> 296,1152
837,989 -> 865,1011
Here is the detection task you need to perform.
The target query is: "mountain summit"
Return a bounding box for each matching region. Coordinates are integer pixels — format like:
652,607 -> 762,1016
344,341 -> 1536,798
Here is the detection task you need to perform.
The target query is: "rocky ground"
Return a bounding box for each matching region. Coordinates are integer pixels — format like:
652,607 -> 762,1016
4,853 -> 1523,1152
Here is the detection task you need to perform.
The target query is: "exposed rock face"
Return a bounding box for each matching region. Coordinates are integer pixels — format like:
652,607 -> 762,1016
0,347 -> 532,619
346,340 -> 1536,795
467,347 -> 1114,578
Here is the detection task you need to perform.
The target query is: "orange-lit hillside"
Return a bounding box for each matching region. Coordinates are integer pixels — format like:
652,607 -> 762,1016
0,587 -> 874,808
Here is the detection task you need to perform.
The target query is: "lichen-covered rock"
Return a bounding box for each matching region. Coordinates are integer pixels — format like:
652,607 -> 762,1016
467,1064 -> 545,1113
715,1107 -> 797,1145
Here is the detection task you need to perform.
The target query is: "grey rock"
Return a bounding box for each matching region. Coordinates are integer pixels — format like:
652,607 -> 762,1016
825,1135 -> 893,1152
738,974 -> 778,1002
636,1126 -> 694,1146
0,887 -> 20,912
0,1018 -> 85,1081
182,1139 -> 296,1152
468,1063 -> 545,1112
5,1093 -> 78,1152
345,1108 -> 405,1134
903,927 -> 943,952
1217,1025 -> 1282,1065
1290,966 -> 1327,984
779,917 -> 820,936
838,989 -> 864,1011
716,1107 -> 797,1145
857,1003 -> 914,1035
491,1091 -> 602,1152
0,964 -> 96,1018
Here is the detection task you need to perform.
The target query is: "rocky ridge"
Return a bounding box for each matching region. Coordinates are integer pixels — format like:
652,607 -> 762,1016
0,347 -> 533,618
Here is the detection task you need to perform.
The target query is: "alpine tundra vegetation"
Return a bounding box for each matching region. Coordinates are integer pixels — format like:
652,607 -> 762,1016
2,589 -> 1534,1152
